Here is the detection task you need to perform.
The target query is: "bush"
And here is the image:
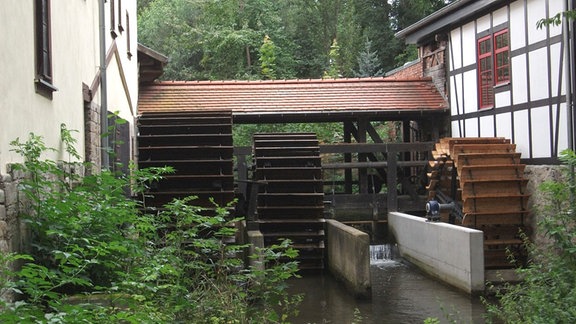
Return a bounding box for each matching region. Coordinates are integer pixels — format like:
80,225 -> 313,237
0,128 -> 301,323
484,149 -> 576,323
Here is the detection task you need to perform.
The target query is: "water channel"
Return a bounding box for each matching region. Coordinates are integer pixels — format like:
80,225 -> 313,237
288,244 -> 487,323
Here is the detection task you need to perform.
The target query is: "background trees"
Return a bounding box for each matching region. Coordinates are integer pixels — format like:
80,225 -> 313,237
138,0 -> 454,81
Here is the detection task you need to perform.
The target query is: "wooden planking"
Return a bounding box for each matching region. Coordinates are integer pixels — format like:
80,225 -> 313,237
458,164 -> 526,182
252,133 -> 325,269
462,195 -> 528,214
462,212 -> 527,226
461,179 -> 528,198
454,152 -> 521,166
427,137 -> 530,271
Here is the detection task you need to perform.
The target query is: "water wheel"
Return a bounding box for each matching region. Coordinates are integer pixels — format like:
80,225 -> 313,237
251,133 -> 325,270
427,137 -> 529,269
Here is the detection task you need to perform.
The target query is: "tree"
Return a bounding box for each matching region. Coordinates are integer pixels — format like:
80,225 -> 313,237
259,35 -> 277,79
138,0 -> 454,80
354,38 -> 384,77
138,0 -> 203,80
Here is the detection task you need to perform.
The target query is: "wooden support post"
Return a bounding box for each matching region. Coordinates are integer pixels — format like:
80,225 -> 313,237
344,121 -> 353,194
387,149 -> 398,212
358,118 -> 368,194
237,154 -> 248,197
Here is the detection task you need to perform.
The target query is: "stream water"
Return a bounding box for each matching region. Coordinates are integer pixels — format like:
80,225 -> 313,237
288,244 -> 487,323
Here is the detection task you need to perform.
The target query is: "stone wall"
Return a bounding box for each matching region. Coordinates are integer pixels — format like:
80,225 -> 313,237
0,166 -> 28,255
84,102 -> 102,174
525,164 -> 566,247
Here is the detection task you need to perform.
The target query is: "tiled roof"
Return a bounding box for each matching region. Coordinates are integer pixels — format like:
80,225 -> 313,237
138,77 -> 447,122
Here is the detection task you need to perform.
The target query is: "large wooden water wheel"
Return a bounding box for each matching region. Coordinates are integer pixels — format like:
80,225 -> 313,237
427,137 -> 529,269
251,133 -> 325,270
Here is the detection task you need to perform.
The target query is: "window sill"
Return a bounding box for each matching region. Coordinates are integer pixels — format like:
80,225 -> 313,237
494,81 -> 510,89
35,78 -> 58,99
479,106 -> 494,111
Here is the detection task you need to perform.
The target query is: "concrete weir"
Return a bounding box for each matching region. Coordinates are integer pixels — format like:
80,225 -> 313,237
325,219 -> 371,299
388,212 -> 485,294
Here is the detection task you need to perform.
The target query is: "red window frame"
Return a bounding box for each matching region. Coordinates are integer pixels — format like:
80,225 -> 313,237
494,29 -> 510,84
477,29 -> 509,109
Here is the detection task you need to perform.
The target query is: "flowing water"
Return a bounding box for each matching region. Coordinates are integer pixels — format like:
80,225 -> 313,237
288,244 -> 487,323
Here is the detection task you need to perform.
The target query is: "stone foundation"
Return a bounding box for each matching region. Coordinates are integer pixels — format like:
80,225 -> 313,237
0,167 -> 28,255
525,164 -> 566,247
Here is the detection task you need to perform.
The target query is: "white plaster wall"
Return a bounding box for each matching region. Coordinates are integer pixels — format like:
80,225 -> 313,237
461,22 -> 476,67
495,90 -> 511,108
0,1 -> 97,173
555,104 -> 569,153
449,28 -> 462,70
531,106 -> 552,158
464,118 -> 479,137
550,43 -> 564,98
548,0 -> 565,38
452,121 -> 463,138
514,110 -> 531,155
479,115 -> 494,137
492,6 -> 508,27
0,1 -> 138,174
495,112 -> 513,140
388,212 -> 485,294
450,74 -> 463,117
463,70 -> 478,113
527,0 -> 547,44
529,48 -> 550,101
511,54 -> 528,104
509,1 -> 526,51
476,15 -> 491,36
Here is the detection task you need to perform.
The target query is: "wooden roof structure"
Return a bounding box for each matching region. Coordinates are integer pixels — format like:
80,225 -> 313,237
138,77 -> 448,123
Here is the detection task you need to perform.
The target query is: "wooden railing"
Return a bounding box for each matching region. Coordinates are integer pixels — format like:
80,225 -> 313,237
234,142 -> 434,222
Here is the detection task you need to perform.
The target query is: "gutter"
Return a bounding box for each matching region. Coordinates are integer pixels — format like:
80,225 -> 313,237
396,0 -> 508,44
395,0 -> 475,39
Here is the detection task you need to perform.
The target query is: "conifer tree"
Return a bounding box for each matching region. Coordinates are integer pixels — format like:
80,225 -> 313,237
354,38 -> 384,77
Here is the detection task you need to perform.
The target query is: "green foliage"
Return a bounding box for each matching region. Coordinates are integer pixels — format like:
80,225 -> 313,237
354,38 -> 384,77
1,129 -> 302,323
484,149 -> 576,323
138,0 -> 453,80
233,123 -> 344,147
259,35 -> 277,79
324,39 -> 341,79
537,10 -> 576,29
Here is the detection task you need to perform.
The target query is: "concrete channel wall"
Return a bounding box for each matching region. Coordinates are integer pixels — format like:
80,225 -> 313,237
388,212 -> 485,294
326,219 -> 371,299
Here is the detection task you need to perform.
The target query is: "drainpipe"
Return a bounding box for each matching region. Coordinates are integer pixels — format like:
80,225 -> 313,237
564,0 -> 576,202
565,0 -> 575,152
99,0 -> 109,170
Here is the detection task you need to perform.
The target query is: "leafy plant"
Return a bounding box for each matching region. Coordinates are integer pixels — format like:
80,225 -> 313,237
484,149 -> 576,323
1,129 -> 302,323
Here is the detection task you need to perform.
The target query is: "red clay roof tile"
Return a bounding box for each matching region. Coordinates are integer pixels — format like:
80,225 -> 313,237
138,77 -> 447,121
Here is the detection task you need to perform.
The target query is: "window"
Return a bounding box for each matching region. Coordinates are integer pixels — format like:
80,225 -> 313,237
477,29 -> 509,109
34,0 -> 58,98
35,0 -> 56,96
